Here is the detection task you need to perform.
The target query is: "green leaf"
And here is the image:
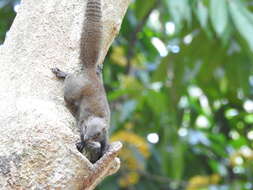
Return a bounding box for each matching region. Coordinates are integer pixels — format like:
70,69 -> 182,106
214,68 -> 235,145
145,90 -> 168,114
245,114 -> 253,124
210,0 -> 228,36
171,142 -> 185,180
135,0 -> 156,20
229,0 -> 253,51
230,137 -> 248,149
167,0 -> 191,31
196,1 -> 208,29
120,100 -> 137,121
151,56 -> 169,82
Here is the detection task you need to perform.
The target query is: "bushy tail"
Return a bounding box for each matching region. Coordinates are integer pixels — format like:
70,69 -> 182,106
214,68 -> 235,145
80,0 -> 102,69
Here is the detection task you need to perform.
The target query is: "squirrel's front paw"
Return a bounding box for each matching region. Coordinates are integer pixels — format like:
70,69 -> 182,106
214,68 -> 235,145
76,141 -> 85,153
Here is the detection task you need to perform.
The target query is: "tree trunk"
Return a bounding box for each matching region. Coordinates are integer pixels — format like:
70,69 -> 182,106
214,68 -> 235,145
0,0 -> 129,189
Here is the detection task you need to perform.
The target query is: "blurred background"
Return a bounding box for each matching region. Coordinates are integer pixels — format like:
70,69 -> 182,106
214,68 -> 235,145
1,0 -> 253,189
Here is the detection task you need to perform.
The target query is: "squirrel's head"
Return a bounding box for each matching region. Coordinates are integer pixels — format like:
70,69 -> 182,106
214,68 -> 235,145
81,117 -> 107,142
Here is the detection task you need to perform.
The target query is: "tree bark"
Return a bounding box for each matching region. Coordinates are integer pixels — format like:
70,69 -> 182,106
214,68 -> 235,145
0,0 -> 130,189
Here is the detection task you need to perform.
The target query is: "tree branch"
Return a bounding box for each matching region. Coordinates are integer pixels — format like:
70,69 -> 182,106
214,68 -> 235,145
0,0 -> 130,189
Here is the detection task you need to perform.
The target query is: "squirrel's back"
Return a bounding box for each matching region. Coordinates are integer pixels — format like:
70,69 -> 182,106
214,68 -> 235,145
80,0 -> 102,69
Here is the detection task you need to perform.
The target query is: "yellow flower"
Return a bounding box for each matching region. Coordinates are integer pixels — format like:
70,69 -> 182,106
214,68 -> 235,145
111,130 -> 150,158
124,122 -> 133,130
186,174 -> 220,190
229,146 -> 253,166
229,153 -> 243,166
111,130 -> 150,187
129,54 -> 145,68
210,174 -> 220,184
187,176 -> 209,190
111,46 -> 127,66
119,172 -> 139,187
119,75 -> 143,90
120,149 -> 139,170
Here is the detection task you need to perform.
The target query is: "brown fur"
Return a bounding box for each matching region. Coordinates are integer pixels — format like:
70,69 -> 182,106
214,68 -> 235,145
51,0 -> 110,163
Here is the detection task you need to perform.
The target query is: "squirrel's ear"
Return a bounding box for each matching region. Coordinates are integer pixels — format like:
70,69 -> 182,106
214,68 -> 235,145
102,128 -> 106,132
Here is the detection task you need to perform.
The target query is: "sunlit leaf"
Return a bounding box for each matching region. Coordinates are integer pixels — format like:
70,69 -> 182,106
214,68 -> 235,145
167,0 -> 191,31
210,0 -> 228,36
196,1 -> 208,29
229,0 -> 253,51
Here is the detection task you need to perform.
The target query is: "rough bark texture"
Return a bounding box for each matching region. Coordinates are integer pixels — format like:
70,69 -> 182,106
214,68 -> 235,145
0,0 -> 130,189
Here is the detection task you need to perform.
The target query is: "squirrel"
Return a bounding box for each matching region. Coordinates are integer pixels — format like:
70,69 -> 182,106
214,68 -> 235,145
51,0 -> 110,163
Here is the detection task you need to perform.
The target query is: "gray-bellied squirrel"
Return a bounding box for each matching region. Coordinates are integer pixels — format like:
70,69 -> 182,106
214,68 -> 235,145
51,0 -> 110,163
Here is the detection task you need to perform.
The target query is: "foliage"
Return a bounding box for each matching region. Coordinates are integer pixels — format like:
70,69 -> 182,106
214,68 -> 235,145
1,0 -> 253,189
0,0 -> 17,43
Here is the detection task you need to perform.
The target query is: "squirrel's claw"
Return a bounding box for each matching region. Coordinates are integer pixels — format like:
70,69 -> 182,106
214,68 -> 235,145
76,141 -> 85,153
